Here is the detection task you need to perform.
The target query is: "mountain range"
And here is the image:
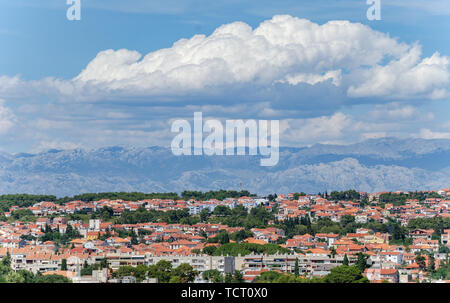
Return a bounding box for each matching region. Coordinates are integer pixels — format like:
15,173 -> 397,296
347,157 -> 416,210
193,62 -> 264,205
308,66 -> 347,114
0,137 -> 449,197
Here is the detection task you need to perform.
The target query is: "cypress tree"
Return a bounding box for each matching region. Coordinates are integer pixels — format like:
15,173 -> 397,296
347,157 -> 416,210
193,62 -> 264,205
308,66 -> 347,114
343,254 -> 349,266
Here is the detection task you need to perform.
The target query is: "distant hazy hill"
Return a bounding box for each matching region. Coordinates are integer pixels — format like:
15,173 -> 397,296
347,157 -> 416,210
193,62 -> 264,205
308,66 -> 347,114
0,138 -> 449,196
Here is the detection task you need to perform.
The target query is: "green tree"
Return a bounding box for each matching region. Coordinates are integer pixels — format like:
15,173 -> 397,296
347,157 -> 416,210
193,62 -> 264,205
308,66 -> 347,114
200,208 -> 210,222
255,271 -> 285,283
343,254 -> 349,266
202,269 -> 223,283
17,270 -> 35,283
33,274 -> 71,283
203,245 -> 218,256
1,252 -> 11,268
213,205 -> 232,217
267,194 -> 277,202
100,258 -> 108,269
340,215 -> 355,227
131,233 -> 139,245
61,258 -> 67,271
169,276 -> 182,283
207,230 -> 230,244
356,253 -> 368,272
224,273 -> 233,283
151,260 -> 173,283
173,263 -> 198,283
10,209 -> 35,222
212,242 -> 290,257
330,247 -> 337,258
323,265 -> 369,283
416,255 -> 426,270
215,230 -> 230,244
5,271 -> 25,283
191,249 -> 201,255
232,270 -> 244,283
427,254 -> 435,273
230,230 -> 253,242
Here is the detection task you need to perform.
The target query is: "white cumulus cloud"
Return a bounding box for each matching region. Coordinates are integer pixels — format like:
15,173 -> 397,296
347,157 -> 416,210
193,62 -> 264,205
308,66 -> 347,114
348,45 -> 450,99
1,15 -> 449,109
73,15 -> 412,95
0,99 -> 16,134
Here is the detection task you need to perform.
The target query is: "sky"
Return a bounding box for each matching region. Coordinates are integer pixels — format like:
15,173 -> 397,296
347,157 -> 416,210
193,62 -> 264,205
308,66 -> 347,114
0,0 -> 449,153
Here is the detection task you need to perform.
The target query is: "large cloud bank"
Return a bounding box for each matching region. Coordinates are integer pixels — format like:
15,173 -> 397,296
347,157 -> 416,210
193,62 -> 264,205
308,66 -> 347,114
1,15 -> 448,106
71,15 -> 449,101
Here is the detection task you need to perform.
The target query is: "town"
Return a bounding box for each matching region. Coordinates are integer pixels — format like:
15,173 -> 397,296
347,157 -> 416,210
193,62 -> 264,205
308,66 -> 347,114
0,188 -> 449,283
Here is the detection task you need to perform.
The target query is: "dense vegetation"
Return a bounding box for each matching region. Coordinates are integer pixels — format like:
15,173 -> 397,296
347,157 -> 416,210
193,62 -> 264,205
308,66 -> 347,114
205,205 -> 274,229
407,217 -> 450,235
202,269 -> 244,283
206,229 -> 254,244
0,190 -> 257,213
0,194 -> 58,212
329,190 -> 361,201
74,204 -> 275,230
255,264 -> 369,283
430,254 -> 450,280
6,209 -> 36,223
181,190 -> 256,201
202,242 -> 291,256
378,191 -> 443,206
60,192 -> 180,203
116,208 -> 193,225
0,253 -> 70,283
274,215 -> 362,237
67,207 -> 195,225
112,260 -> 198,283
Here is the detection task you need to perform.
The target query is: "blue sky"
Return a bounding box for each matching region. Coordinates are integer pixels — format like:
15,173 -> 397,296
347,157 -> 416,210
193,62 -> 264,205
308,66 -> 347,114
0,0 -> 449,153
2,0 -> 450,80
